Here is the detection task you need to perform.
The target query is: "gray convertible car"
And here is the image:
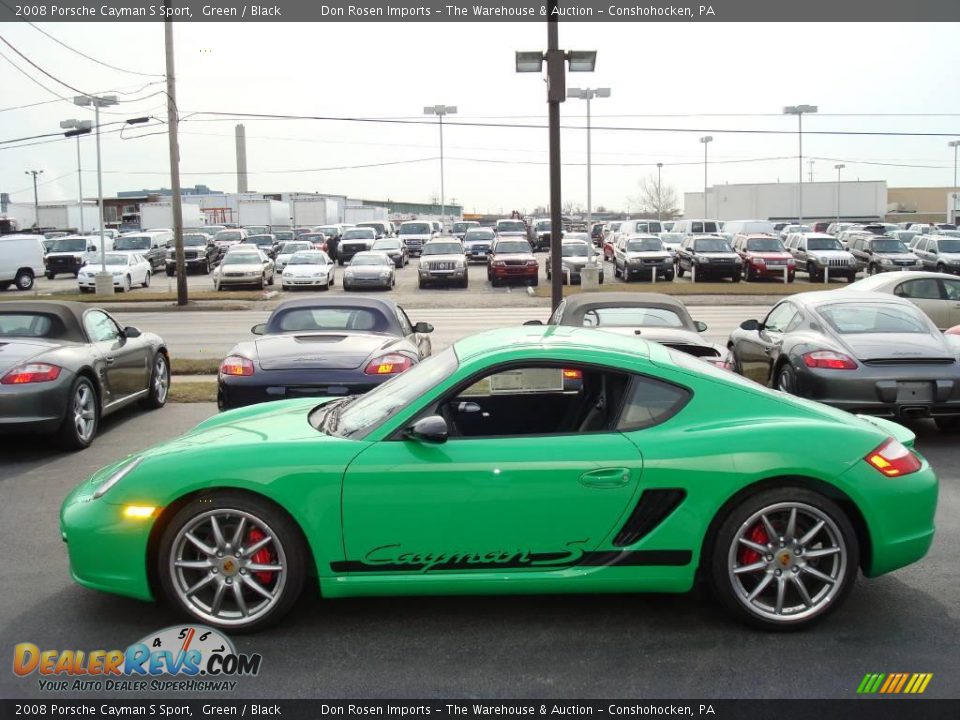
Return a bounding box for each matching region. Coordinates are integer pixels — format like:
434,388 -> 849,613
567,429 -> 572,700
0,302 -> 169,449
728,290 -> 960,432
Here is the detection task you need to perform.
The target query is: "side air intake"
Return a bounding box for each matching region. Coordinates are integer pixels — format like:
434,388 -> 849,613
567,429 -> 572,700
613,489 -> 687,547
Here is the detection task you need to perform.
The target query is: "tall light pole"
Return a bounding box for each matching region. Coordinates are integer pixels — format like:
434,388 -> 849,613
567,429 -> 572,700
423,104 -> 457,229
164,9 -> 188,306
834,164 -> 845,225
949,140 -> 960,225
783,104 -> 818,223
24,170 -> 43,229
74,93 -> 117,295
567,87 -> 610,230
656,162 -> 663,221
516,7 -> 597,311
60,119 -> 92,233
699,136 -> 712,217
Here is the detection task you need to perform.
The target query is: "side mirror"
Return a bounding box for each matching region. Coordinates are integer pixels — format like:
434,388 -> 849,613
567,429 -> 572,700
404,415 -> 448,444
89,245 -> 97,253
694,320 -> 708,332
251,323 -> 267,335
413,321 -> 434,334
122,326 -> 142,338
739,319 -> 761,331
523,319 -> 544,326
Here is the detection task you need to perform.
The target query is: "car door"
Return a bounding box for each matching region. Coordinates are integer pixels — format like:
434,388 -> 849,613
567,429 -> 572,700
396,305 -> 430,358
939,278 -> 960,328
81,309 -> 149,403
340,364 -> 645,576
893,277 -> 949,329
735,302 -> 799,385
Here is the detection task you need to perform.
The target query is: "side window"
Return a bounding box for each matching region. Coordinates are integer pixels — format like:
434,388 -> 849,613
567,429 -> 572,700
617,375 -> 691,431
441,365 -> 630,438
692,222 -> 704,233
784,310 -> 805,333
83,310 -> 120,343
942,279 -> 960,301
895,279 -> 941,300
549,300 -> 567,325
763,302 -> 798,332
396,308 -> 414,336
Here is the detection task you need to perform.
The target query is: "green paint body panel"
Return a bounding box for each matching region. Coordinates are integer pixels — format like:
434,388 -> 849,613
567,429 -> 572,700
59,326 -> 938,606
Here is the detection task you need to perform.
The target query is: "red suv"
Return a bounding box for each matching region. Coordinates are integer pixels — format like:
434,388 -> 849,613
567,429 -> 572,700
487,238 -> 539,286
732,233 -> 795,282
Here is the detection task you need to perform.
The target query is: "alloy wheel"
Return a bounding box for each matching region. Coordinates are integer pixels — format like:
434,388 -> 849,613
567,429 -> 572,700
727,501 -> 848,623
73,384 -> 96,443
169,509 -> 288,627
153,355 -> 169,404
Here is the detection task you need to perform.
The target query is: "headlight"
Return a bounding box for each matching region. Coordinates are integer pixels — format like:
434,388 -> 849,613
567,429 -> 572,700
92,457 -> 144,499
380,269 -> 391,277
880,257 -> 894,265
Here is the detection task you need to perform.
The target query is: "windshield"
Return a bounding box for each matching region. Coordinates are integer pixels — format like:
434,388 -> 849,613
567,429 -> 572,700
245,226 -> 267,234
317,227 -> 339,235
372,240 -> 401,250
786,225 -> 812,233
312,347 -> 459,439
222,253 -> 261,265
535,221 -> 550,232
423,243 -> 463,255
562,244 -> 591,257
215,231 -> 242,242
746,238 -> 784,252
302,234 -> 325,243
693,238 -> 732,252
939,231 -> 960,239
273,306 -> 387,333
350,254 -> 389,266
287,252 -> 327,265
101,254 -> 130,265
51,238 -> 88,252
464,230 -> 495,242
400,223 -> 431,234
582,307 -> 684,329
818,302 -> 929,335
114,236 -> 151,250
872,238 -> 909,253
344,229 -> 376,240
183,235 -> 209,246
637,222 -> 663,233
495,241 -> 531,254
627,238 -> 663,252
452,223 -> 474,233
497,221 -> 525,233
273,231 -> 295,242
246,236 -> 274,246
808,238 -> 843,251
280,242 -> 312,254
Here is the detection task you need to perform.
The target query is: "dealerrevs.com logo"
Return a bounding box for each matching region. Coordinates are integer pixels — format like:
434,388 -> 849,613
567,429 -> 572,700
13,625 -> 262,692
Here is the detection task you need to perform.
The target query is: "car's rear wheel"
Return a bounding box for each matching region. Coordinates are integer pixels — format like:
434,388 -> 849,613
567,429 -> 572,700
142,271 -> 150,288
141,352 -> 169,409
776,363 -> 797,394
158,493 -> 307,632
676,264 -> 685,278
122,275 -> 131,293
709,488 -> 858,630
56,376 -> 99,450
166,268 -> 175,277
15,269 -> 34,290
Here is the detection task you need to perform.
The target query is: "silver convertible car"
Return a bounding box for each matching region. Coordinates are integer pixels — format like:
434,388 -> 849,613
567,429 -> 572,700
0,302 -> 169,449
728,290 -> 960,432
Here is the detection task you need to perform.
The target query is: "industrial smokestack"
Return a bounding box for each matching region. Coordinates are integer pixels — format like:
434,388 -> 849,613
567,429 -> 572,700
235,124 -> 248,193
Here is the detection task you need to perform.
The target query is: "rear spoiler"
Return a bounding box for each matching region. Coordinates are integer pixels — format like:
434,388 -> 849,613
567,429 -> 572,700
855,415 -> 916,448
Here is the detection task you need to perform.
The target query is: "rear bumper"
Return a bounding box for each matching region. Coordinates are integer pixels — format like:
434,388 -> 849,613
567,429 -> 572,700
0,373 -> 74,434
218,371 -> 388,410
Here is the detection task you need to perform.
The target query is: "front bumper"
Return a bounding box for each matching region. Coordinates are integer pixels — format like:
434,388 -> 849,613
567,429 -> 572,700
218,370 -> 388,410
420,268 -> 467,285
0,371 -> 74,434
77,274 -> 130,289
282,275 -> 330,287
343,274 -> 391,288
218,274 -> 263,287
624,261 -> 673,279
491,266 -> 538,282
691,261 -> 741,276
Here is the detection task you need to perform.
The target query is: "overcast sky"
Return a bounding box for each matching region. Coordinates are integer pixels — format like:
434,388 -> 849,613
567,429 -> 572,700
2,21 -> 959,214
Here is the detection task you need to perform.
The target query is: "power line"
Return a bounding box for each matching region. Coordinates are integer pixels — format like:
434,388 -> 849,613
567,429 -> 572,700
5,171 -> 81,196
0,34 -> 90,96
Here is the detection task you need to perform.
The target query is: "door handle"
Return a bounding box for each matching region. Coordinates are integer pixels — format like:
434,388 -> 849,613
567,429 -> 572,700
763,347 -> 773,355
579,468 -> 631,488
104,356 -> 115,365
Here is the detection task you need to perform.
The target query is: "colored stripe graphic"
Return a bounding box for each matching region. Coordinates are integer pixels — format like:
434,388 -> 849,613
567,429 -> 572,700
857,673 -> 932,694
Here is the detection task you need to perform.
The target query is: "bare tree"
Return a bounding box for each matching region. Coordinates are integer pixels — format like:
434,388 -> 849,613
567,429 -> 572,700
631,174 -> 680,219
561,200 -> 583,215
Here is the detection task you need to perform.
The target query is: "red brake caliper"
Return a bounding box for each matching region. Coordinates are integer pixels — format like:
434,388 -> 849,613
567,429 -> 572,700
738,523 -> 769,565
246,528 -> 275,585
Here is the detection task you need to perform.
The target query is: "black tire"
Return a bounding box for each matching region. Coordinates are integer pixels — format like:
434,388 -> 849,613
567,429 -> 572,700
157,492 -> 307,633
45,272 -> 55,280
806,262 -> 819,281
775,363 -> 797,394
529,277 -> 539,287
56,376 -> 99,451
14,269 -> 34,291
935,417 -> 960,433
732,273 -> 741,283
166,268 -> 175,277
461,277 -> 469,289
730,347 -> 744,375
613,262 -> 620,279
676,264 -> 685,278
203,260 -> 210,274
868,264 -> 878,277
141,352 -> 170,409
846,273 -> 857,284
418,277 -> 425,289
142,271 -> 150,289
665,270 -> 675,282
123,275 -> 131,293
338,259 -> 344,266
707,486 -> 859,631
745,265 -> 756,282
268,273 -> 274,286
937,263 -> 946,274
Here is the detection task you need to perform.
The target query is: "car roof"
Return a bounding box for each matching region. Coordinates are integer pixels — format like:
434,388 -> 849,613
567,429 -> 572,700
624,233 -> 660,240
787,289 -> 919,308
0,301 -> 90,342
454,325 -> 654,364
270,296 -> 399,313
560,292 -> 695,329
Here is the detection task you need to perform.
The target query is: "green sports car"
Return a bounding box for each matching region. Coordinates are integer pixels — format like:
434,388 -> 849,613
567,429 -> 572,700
60,326 -> 937,632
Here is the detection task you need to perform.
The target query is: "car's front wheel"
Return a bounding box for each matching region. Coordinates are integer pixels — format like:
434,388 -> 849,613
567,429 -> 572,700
158,492 -> 307,632
142,271 -> 151,289
15,269 -> 34,290
708,488 -> 859,630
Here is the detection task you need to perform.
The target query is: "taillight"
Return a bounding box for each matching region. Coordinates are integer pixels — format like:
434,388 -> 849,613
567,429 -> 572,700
802,350 -> 857,370
562,368 -> 582,380
364,354 -> 413,375
1,363 -> 62,384
220,355 -> 254,377
865,437 -> 922,477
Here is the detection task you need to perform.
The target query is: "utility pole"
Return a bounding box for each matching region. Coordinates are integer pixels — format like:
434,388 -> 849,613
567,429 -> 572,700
424,105 -> 457,229
808,159 -> 815,183
700,136 -> 712,217
834,164 -> 845,224
656,162 -> 663,221
783,104 -> 817,223
164,3 -> 187,305
24,170 -> 43,228
949,141 -> 960,225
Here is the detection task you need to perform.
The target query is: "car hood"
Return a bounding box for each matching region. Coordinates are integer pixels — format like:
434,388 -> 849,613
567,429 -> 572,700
807,250 -> 850,258
748,252 -> 793,260
254,332 -> 402,370
421,253 -> 464,263
495,252 -> 535,261
0,339 -> 60,374
399,233 -> 432,241
464,239 -> 493,246
875,253 -> 918,261
219,262 -> 262,271
345,265 -> 390,277
282,265 -> 330,277
839,332 -> 955,362
624,251 -> 671,260
694,253 -> 739,260
46,250 -> 86,258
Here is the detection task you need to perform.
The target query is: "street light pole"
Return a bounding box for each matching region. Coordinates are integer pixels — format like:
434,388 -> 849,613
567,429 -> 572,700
834,164 -> 845,225
60,119 -> 92,233
699,136 -> 712,217
949,141 -> 960,225
656,162 -> 663,221
424,104 -> 458,229
784,104 -> 818,224
567,87 -> 610,231
24,170 -> 43,228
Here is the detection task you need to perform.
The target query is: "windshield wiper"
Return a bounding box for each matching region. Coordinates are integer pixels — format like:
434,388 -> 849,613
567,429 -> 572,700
318,396 -> 356,434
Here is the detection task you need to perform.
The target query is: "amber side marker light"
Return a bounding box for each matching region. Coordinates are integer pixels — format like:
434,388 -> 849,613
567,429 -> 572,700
123,505 -> 158,519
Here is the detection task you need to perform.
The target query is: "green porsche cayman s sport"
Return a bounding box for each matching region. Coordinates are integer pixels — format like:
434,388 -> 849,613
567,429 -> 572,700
60,326 -> 938,632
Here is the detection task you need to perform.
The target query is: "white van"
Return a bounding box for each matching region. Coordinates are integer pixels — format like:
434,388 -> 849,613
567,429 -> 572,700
672,219 -> 722,237
721,219 -> 776,236
44,235 -> 113,279
614,219 -> 665,245
0,235 -> 45,290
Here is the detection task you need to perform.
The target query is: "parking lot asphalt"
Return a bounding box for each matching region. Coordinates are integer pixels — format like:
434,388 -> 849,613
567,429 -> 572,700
1,403 -> 957,699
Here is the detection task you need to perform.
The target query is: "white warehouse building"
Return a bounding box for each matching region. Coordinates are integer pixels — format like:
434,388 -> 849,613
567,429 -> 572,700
684,181 -> 887,222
